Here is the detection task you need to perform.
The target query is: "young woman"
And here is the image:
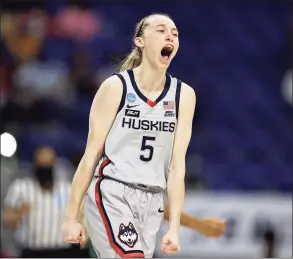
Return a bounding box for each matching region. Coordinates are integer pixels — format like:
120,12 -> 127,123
62,13 -> 221,258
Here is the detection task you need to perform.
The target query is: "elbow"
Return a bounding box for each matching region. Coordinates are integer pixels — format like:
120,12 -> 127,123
74,154 -> 95,178
169,163 -> 186,182
167,162 -> 186,193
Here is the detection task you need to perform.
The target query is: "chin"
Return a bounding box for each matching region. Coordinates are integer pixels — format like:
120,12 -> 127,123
157,57 -> 172,69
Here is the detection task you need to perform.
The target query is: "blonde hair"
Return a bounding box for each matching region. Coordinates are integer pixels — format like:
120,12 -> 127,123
119,47 -> 142,72
119,13 -> 171,72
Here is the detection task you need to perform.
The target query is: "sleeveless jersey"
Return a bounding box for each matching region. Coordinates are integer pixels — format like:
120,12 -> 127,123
95,69 -> 181,190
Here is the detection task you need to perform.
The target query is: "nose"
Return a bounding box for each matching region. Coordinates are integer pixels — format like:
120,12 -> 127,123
165,32 -> 174,42
128,238 -> 132,242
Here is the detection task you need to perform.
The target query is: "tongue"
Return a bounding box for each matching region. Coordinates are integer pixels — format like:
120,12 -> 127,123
162,55 -> 168,60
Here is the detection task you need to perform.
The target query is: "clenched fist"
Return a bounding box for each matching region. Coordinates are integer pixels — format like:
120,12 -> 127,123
61,218 -> 87,244
161,230 -> 180,255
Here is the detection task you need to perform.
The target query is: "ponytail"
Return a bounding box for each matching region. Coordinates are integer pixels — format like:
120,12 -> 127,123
119,47 -> 142,72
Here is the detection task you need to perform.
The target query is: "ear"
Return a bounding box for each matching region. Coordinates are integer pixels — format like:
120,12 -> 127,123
120,223 -> 125,231
134,37 -> 144,48
128,222 -> 134,229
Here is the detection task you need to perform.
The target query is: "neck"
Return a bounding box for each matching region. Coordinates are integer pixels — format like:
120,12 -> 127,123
39,181 -> 54,191
134,60 -> 167,91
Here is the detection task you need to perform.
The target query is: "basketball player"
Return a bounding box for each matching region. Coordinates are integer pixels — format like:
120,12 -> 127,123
62,13 -> 215,258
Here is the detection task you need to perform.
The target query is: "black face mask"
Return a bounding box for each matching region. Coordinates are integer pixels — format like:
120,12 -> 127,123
34,166 -> 54,187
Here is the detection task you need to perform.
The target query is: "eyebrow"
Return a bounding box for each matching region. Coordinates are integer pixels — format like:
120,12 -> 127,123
156,24 -> 179,33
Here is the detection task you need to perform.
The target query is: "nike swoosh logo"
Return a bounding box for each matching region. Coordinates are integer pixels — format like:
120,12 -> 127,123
158,208 -> 164,213
126,104 -> 140,108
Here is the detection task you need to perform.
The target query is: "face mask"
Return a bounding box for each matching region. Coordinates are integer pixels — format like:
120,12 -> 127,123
34,166 -> 54,187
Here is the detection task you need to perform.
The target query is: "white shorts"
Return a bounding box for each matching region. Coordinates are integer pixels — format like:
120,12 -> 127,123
84,176 -> 164,258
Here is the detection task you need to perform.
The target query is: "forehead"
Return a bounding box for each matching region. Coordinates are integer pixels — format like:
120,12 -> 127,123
146,15 -> 177,30
35,147 -> 55,163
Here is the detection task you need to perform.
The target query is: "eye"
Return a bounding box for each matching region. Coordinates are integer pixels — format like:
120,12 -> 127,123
157,29 -> 165,33
172,33 -> 178,37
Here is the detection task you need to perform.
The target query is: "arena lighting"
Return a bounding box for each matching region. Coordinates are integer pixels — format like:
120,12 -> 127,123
0,132 -> 17,157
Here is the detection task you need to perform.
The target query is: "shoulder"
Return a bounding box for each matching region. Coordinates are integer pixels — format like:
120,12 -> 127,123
92,74 -> 124,105
98,74 -> 124,95
7,177 -> 32,192
181,82 -> 195,96
90,74 -> 126,117
179,81 -> 196,106
171,76 -> 195,98
8,179 -> 22,190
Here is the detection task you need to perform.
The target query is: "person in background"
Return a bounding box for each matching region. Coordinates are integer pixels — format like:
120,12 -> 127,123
2,146 -> 87,258
262,228 -> 277,258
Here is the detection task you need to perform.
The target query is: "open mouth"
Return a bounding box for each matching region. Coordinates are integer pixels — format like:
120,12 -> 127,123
161,46 -> 173,60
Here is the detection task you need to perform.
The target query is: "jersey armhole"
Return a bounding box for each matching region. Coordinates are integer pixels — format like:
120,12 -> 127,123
113,73 -> 127,114
175,79 -> 182,120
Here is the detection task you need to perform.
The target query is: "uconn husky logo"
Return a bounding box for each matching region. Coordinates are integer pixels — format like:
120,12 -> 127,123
118,222 -> 138,248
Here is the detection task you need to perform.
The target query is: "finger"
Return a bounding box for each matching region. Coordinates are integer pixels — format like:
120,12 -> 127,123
80,228 -> 87,244
68,238 -> 80,244
73,233 -> 82,243
162,245 -> 170,254
161,241 -> 169,254
164,243 -> 178,254
170,243 -> 179,253
76,235 -> 82,243
170,244 -> 179,252
65,236 -> 75,243
161,239 -> 168,250
165,248 -> 177,254
65,235 -> 79,244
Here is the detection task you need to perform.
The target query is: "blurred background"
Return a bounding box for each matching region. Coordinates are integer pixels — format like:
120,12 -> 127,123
1,0 -> 292,258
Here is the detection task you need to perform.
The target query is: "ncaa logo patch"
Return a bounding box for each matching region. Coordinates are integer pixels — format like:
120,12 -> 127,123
127,93 -> 136,103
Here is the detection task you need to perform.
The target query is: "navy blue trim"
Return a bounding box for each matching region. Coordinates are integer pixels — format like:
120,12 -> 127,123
175,79 -> 182,120
113,73 -> 127,114
127,70 -> 171,106
97,163 -> 144,256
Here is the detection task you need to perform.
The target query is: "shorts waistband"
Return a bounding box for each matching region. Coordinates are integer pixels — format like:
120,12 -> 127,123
102,175 -> 164,194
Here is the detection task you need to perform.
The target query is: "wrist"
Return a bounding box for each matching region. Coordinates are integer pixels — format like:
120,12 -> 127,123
63,215 -> 78,222
64,203 -> 79,221
168,221 -> 180,234
63,218 -> 79,226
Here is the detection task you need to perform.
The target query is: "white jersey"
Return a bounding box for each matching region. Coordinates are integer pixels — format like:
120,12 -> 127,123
94,69 -> 181,190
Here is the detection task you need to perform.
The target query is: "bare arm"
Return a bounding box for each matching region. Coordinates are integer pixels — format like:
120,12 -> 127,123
164,204 -> 226,237
171,211 -> 202,230
64,76 -> 123,220
166,83 -> 196,234
164,203 -> 198,229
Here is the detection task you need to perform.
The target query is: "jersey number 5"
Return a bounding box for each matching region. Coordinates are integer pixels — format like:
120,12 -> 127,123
140,136 -> 156,162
